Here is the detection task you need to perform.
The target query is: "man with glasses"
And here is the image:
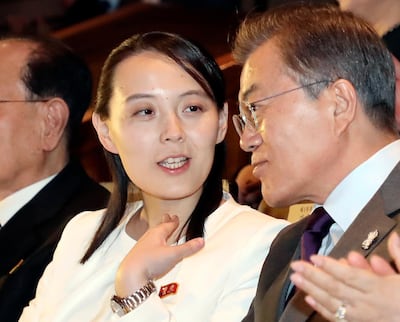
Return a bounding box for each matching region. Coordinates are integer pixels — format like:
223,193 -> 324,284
0,35 -> 109,321
232,3 -> 400,322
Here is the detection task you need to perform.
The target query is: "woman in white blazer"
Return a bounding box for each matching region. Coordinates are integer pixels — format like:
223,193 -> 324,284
20,31 -> 288,322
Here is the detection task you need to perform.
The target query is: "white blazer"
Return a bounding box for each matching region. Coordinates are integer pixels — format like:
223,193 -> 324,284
20,193 -> 288,322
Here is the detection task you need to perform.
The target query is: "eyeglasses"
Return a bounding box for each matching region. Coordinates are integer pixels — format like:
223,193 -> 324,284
232,80 -> 331,136
0,99 -> 50,103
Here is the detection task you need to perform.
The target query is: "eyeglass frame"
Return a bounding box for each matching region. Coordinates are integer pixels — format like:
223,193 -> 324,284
0,99 -> 51,103
232,80 -> 332,136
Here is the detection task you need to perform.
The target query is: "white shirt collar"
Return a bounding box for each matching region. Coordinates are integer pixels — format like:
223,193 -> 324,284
0,175 -> 56,227
323,140 -> 400,232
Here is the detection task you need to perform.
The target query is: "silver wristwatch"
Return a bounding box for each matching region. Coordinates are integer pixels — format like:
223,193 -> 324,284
110,280 -> 156,316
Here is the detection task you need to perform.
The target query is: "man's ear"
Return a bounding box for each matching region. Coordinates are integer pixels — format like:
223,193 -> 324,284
330,79 -> 357,135
41,98 -> 69,151
92,112 -> 118,154
216,102 -> 228,144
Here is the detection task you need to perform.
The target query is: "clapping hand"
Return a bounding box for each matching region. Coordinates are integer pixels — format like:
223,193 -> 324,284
290,232 -> 400,322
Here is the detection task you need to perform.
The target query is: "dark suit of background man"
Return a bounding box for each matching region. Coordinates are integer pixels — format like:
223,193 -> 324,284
0,35 -> 110,321
231,3 -> 400,321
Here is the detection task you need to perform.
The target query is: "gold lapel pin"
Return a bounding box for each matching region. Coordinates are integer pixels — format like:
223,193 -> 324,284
361,230 -> 379,250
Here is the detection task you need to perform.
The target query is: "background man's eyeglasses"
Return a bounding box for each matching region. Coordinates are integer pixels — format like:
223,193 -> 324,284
0,99 -> 50,103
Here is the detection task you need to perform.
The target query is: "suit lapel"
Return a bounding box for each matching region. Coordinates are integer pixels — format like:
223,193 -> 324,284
279,198 -> 396,322
281,164 -> 400,322
253,219 -> 307,321
330,191 -> 396,259
278,220 -> 315,322
0,161 -> 83,275
330,161 -> 400,259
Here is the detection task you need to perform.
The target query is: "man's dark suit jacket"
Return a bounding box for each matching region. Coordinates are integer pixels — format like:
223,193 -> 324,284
242,162 -> 400,322
0,159 -> 110,322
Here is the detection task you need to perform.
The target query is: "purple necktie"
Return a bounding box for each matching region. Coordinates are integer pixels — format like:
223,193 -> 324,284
301,207 -> 334,262
286,207 -> 335,305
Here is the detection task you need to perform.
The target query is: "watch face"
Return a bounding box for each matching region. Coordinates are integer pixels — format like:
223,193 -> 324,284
110,298 -> 125,317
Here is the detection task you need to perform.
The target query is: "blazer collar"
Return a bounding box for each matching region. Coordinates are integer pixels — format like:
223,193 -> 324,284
280,162 -> 400,322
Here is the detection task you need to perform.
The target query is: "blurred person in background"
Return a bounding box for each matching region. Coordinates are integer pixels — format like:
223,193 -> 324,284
0,34 -> 109,321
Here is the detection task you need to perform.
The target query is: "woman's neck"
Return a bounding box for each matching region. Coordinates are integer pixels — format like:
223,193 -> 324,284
126,189 -> 203,241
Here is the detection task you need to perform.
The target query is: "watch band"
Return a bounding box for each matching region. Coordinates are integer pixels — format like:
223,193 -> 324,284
111,280 -> 156,316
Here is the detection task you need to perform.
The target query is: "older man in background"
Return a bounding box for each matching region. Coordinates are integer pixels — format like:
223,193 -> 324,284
0,35 -> 109,321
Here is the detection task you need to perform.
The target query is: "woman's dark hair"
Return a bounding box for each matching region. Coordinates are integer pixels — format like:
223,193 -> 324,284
81,32 -> 226,263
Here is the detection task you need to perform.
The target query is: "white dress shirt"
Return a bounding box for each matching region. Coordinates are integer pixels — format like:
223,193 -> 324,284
0,175 -> 55,228
319,140 -> 400,255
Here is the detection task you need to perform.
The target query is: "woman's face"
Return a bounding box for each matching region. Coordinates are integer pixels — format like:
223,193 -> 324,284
95,51 -> 227,201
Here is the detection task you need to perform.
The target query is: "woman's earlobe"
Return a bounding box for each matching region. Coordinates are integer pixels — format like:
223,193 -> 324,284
216,102 -> 228,143
92,113 -> 118,153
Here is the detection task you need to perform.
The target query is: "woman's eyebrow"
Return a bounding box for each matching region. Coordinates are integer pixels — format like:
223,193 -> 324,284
179,89 -> 208,98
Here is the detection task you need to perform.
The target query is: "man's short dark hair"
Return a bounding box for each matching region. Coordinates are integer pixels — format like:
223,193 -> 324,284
2,34 -> 93,146
233,3 -> 396,133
